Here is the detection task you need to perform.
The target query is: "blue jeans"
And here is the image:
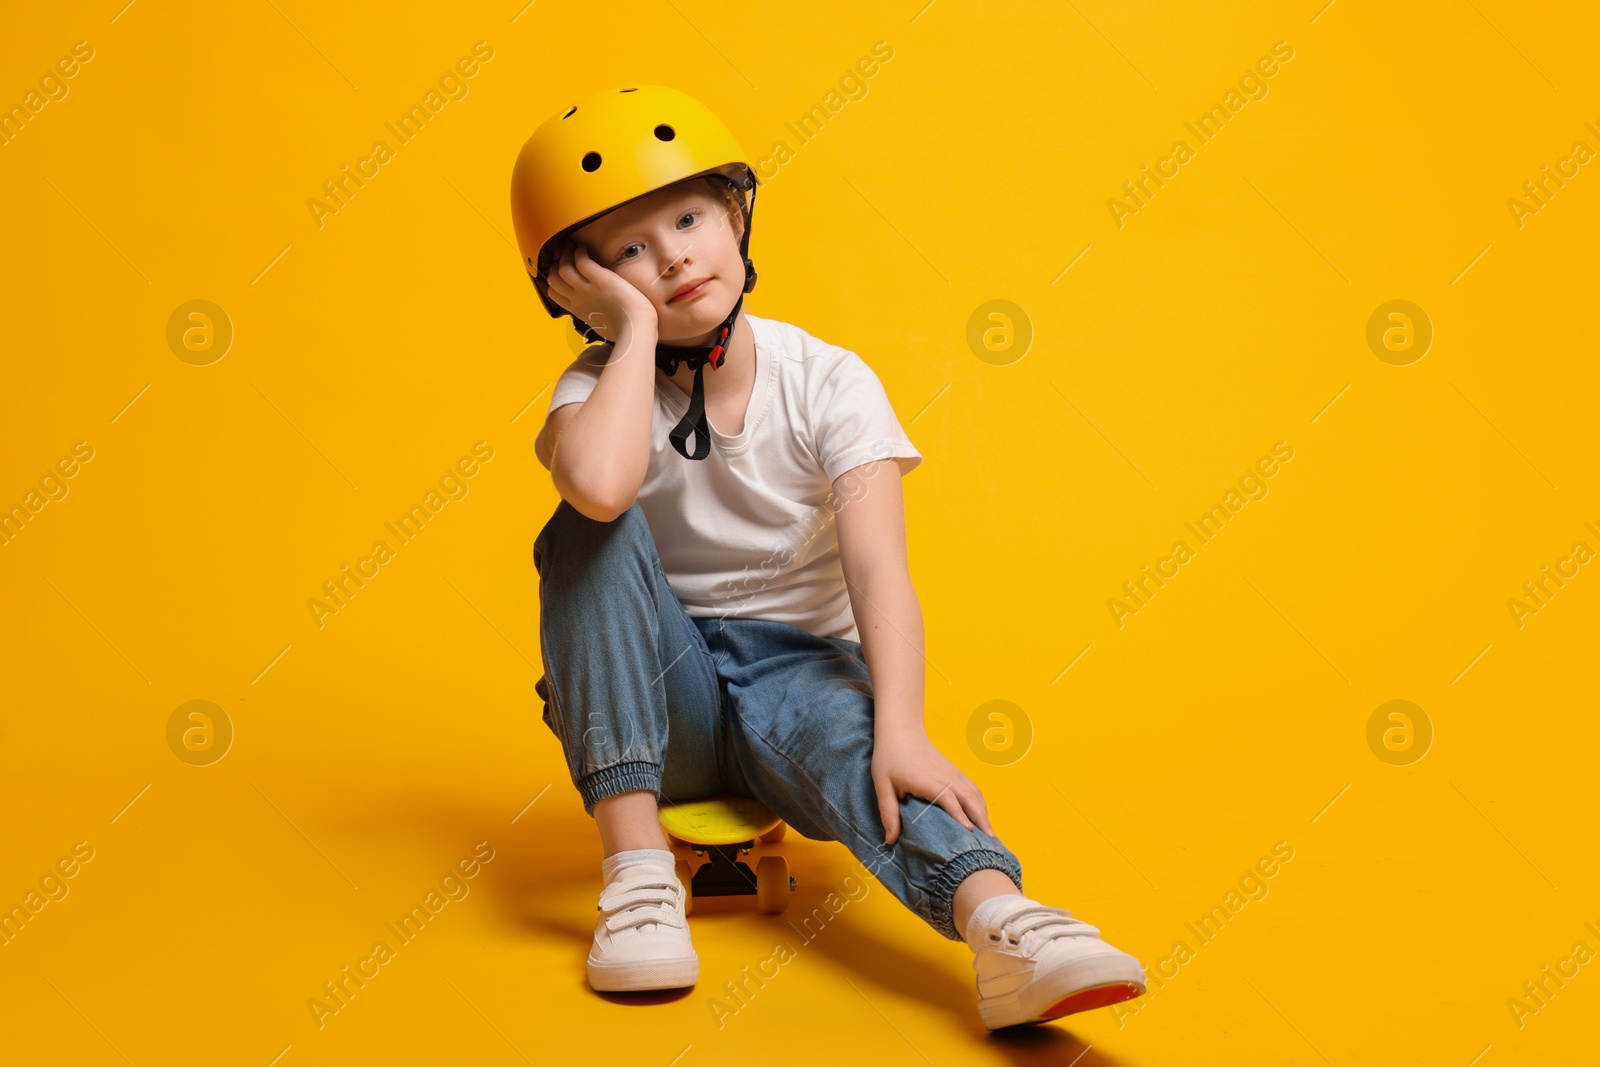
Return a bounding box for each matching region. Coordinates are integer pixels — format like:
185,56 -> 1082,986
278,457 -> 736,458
532,499 -> 1024,941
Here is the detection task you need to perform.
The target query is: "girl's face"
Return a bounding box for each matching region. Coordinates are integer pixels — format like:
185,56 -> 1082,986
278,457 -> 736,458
569,180 -> 747,345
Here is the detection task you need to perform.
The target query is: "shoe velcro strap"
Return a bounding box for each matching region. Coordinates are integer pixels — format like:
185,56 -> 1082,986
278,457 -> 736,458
598,874 -> 683,932
605,907 -> 683,933
997,906 -> 1100,944
600,881 -> 674,907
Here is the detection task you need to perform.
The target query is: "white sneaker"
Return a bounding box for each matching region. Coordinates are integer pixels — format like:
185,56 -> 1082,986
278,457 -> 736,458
586,861 -> 698,992
965,896 -> 1145,1030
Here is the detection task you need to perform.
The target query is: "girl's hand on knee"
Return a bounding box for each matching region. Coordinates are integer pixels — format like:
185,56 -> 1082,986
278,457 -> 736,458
871,732 -> 996,846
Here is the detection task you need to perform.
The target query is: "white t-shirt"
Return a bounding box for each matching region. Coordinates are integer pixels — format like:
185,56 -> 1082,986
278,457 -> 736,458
546,312 -> 922,641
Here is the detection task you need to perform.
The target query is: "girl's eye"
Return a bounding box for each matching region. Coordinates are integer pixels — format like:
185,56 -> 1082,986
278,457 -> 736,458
614,210 -> 700,262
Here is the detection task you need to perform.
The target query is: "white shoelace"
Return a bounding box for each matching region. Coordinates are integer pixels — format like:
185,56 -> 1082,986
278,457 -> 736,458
596,867 -> 686,934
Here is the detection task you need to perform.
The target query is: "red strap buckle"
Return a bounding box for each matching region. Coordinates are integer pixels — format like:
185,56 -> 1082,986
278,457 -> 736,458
707,324 -> 730,368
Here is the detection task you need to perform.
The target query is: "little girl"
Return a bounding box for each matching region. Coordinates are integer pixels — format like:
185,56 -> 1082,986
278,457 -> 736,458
509,84 -> 1147,1030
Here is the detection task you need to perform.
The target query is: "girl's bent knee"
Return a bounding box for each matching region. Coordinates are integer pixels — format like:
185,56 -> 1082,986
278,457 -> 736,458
535,499 -> 652,572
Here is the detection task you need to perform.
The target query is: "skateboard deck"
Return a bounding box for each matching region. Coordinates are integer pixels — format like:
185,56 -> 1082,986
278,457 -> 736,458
660,792 -> 784,846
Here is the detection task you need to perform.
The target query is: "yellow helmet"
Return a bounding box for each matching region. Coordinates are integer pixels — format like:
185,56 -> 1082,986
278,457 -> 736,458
509,85 -> 759,325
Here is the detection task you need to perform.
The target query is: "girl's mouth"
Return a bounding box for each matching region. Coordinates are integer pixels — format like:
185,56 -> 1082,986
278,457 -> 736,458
668,277 -> 712,304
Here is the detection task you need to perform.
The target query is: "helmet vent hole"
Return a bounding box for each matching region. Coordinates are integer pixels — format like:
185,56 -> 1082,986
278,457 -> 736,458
562,107 -> 576,119
619,87 -> 638,92
581,151 -> 602,172
654,124 -> 675,141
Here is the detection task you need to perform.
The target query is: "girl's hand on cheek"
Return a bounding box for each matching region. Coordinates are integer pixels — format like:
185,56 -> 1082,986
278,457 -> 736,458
546,243 -> 659,344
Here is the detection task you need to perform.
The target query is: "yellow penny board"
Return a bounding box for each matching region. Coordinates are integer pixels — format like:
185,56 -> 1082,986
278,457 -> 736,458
659,792 -> 782,846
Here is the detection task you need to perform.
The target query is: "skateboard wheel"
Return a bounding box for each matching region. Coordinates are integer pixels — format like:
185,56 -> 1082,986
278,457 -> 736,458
675,859 -> 695,916
759,823 -> 786,844
755,855 -> 790,914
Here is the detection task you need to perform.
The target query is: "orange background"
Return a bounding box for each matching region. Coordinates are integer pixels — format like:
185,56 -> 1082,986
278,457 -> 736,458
2,1 -> 1596,1064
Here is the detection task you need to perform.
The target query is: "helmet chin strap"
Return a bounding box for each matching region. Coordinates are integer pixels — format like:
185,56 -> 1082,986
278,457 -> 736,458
654,290 -> 744,461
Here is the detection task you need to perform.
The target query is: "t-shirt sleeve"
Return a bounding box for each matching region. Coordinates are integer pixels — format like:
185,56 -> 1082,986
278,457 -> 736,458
548,344 -> 613,411
810,348 -> 923,484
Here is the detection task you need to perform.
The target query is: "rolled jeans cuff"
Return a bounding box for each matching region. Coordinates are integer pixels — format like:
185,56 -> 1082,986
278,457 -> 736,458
925,847 -> 1025,941
577,760 -> 662,817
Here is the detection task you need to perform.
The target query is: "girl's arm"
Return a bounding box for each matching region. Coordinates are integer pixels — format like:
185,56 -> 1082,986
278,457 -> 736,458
834,458 -> 996,846
543,243 -> 660,521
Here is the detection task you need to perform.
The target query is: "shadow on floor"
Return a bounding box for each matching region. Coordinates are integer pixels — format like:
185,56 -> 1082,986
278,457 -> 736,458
309,785 -> 1135,1064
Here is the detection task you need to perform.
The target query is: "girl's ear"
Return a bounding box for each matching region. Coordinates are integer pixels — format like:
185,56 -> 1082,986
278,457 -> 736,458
705,179 -> 745,240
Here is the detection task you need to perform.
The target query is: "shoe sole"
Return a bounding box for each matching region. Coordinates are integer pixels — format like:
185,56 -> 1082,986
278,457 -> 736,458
587,954 -> 699,992
1038,980 -> 1144,1020
980,953 -> 1146,1030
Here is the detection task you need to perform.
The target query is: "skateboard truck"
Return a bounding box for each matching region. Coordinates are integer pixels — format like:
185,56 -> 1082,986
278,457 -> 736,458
659,793 -> 794,914
686,839 -> 793,897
